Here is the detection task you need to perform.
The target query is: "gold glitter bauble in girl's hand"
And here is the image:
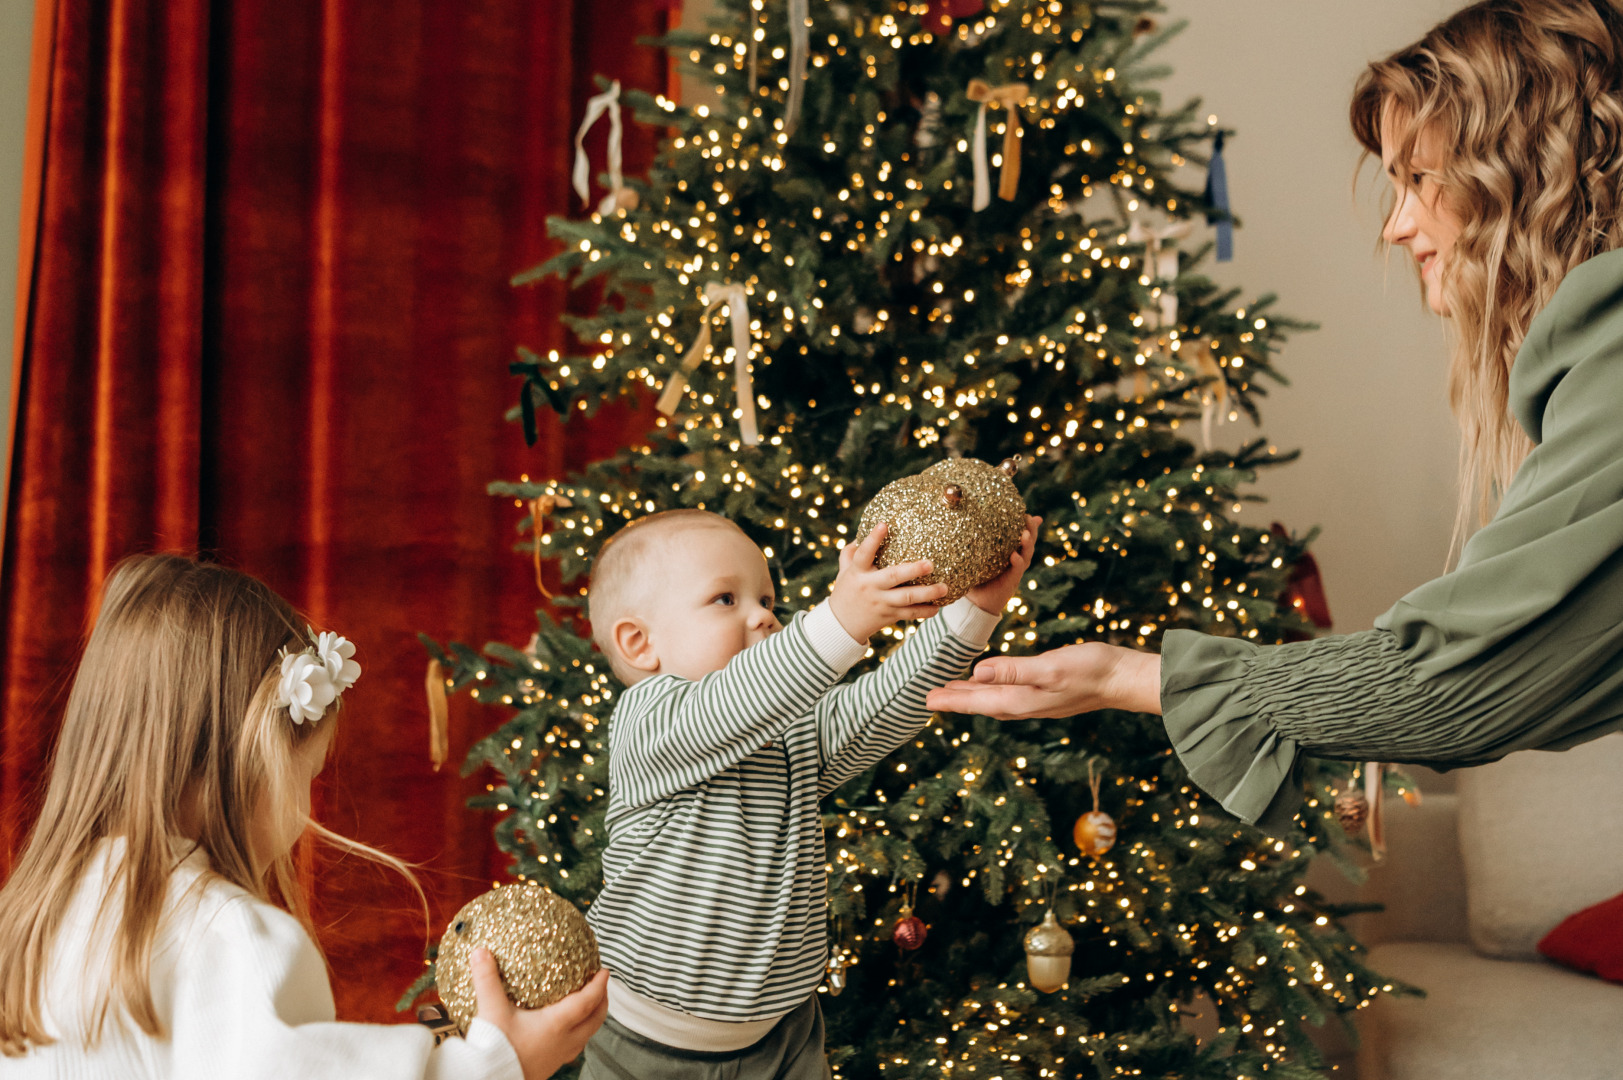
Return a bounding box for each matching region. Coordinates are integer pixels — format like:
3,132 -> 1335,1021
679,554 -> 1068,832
434,883 -> 600,1035
856,457 -> 1027,605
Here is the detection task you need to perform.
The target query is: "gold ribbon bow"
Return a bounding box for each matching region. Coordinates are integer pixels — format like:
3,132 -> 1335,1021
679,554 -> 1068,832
967,79 -> 1030,210
529,493 -> 574,599
656,283 -> 760,447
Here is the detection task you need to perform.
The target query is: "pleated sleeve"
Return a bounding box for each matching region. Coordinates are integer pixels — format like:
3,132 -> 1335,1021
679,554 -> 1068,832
1161,249 -> 1623,833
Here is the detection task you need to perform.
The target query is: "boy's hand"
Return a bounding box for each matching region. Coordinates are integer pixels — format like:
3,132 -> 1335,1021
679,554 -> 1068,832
471,948 -> 609,1080
828,523 -> 950,642
964,515 -> 1042,616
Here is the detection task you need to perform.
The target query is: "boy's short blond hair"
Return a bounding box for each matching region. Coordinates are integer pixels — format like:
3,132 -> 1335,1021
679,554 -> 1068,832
588,509 -> 744,682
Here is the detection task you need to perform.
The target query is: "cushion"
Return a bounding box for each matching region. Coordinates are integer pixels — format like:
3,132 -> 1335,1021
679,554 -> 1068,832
1539,889 -> 1623,983
1358,942 -> 1623,1080
1457,733 -> 1623,959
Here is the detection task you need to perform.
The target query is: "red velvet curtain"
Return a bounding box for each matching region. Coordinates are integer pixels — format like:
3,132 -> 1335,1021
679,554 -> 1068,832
2,0 -> 667,1020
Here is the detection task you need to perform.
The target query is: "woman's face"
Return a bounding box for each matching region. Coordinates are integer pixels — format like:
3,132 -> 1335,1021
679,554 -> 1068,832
1380,119 -> 1462,316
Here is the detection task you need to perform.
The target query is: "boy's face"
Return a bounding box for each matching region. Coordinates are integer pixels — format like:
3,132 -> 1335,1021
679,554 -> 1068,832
634,525 -> 782,681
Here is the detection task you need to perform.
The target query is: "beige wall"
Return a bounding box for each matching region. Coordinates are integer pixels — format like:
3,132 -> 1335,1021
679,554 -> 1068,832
2,0 -> 37,487
1157,0 -> 1466,634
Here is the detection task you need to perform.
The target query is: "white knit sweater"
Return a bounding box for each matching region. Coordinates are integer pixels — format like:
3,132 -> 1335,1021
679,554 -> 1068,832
10,839 -> 523,1080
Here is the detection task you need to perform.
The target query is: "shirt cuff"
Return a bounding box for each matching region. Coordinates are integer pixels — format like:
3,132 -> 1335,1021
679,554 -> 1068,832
803,603 -> 869,675
941,597 -> 1002,646
431,1018 -> 525,1080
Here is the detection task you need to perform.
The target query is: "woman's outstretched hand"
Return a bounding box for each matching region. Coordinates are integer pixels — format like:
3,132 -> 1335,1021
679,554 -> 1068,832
925,642 -> 1162,719
471,947 -> 609,1080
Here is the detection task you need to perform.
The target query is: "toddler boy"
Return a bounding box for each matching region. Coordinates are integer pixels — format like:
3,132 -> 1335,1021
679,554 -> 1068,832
580,507 -> 1036,1080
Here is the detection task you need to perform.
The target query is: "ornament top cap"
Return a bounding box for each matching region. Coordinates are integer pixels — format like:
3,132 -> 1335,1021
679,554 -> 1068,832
1024,908 -> 1075,956
997,457 -> 1021,478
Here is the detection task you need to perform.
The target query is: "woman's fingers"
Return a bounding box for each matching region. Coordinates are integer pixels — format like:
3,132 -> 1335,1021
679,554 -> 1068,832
926,682 -> 1045,719
970,655 -> 1046,686
469,948 -> 515,1023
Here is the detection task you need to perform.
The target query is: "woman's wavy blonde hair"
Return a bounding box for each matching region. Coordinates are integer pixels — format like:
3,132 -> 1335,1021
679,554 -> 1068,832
0,554 -> 422,1056
1351,0 -> 1623,543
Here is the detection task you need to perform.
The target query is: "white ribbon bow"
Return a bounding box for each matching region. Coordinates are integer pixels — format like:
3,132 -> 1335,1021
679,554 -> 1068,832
1127,218 -> 1192,326
656,283 -> 759,447
573,81 -> 637,215
784,0 -> 809,135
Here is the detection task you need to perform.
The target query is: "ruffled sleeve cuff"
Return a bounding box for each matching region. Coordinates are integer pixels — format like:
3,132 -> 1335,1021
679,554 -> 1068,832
1160,630 -> 1305,834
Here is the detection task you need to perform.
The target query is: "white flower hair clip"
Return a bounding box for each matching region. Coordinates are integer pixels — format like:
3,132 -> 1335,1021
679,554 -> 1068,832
276,629 -> 362,725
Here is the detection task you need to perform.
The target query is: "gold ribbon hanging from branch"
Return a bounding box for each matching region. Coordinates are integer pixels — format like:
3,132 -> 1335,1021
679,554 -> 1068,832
426,659 -> 450,771
573,80 -> 638,215
529,493 -> 574,599
967,80 -> 1030,210
656,282 -> 760,447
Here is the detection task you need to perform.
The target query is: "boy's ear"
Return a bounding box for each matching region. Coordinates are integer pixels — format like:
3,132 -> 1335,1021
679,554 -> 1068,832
611,617 -> 660,675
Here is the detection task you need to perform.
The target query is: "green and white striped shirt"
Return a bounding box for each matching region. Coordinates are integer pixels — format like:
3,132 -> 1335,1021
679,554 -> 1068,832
589,599 -> 999,1049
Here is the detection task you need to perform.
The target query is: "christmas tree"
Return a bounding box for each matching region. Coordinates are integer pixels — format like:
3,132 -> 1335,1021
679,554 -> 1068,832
416,1 -> 1403,1076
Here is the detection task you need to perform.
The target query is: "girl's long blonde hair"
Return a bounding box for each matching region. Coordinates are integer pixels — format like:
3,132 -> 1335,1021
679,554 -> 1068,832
0,554 -> 420,1055
1350,0 -> 1623,542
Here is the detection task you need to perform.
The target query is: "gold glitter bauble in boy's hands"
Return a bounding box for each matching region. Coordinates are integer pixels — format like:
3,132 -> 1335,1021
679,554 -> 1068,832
856,457 -> 1027,605
434,883 -> 600,1035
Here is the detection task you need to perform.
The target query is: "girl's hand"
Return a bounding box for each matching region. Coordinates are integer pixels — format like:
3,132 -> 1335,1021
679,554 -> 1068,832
828,523 -> 950,641
471,948 -> 609,1080
964,516 -> 1042,616
925,642 -> 1163,719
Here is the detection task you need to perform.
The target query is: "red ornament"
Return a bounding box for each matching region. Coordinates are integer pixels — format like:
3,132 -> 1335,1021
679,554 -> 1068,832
924,0 -> 984,35
893,908 -> 928,951
1270,523 -> 1333,633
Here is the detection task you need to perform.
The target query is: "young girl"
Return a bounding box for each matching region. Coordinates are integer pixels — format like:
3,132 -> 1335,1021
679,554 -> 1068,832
0,553 -> 607,1078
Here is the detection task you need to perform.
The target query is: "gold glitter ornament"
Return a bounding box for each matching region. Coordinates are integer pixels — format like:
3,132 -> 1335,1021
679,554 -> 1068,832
856,457 -> 1027,604
1024,908 -> 1075,993
434,883 -> 600,1035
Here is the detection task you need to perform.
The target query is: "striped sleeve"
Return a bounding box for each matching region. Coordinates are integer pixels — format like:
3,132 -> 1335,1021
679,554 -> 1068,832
816,598 -> 1000,795
609,610 -> 856,810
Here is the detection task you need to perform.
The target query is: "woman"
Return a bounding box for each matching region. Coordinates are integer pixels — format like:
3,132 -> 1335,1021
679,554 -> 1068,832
928,0 -> 1623,832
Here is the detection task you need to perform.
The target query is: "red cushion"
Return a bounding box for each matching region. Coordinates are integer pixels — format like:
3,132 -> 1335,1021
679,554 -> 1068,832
1538,890 -> 1623,984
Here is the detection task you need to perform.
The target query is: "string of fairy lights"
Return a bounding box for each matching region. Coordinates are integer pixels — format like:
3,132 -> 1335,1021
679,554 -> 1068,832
418,1 -> 1402,1076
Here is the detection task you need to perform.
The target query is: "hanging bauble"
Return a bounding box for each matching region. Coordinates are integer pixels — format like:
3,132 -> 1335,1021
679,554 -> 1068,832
1334,787 -> 1370,837
1024,908 -> 1075,993
1073,761 -> 1117,858
856,457 -> 1028,605
892,905 -> 928,951
826,952 -> 848,996
1073,811 -> 1117,857
433,883 -> 600,1036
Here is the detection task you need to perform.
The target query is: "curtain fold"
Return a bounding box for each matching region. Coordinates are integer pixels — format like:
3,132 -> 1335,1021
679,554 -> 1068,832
2,0 -> 667,1020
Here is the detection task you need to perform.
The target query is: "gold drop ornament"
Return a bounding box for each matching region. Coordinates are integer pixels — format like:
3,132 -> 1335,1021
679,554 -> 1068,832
433,883 -> 600,1036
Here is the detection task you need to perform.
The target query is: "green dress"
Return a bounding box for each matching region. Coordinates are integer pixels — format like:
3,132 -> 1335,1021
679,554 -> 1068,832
1161,248 -> 1623,834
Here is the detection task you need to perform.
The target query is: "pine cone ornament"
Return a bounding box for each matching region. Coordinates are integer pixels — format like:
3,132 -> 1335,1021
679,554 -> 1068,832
826,952 -> 848,996
856,457 -> 1027,604
1335,788 -> 1370,837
